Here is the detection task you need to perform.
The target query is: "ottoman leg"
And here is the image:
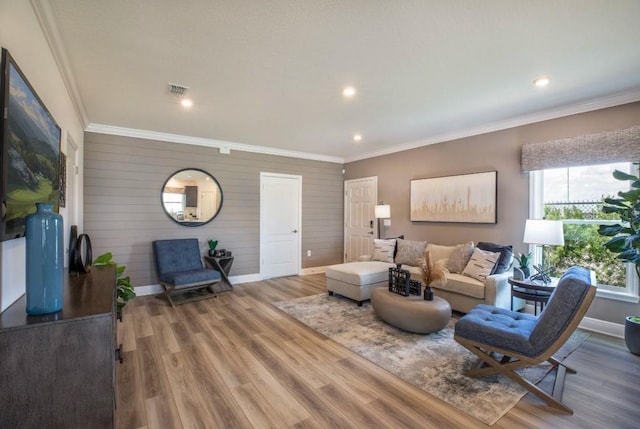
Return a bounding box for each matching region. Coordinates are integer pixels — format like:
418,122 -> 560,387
328,291 -> 334,296
357,301 -> 363,307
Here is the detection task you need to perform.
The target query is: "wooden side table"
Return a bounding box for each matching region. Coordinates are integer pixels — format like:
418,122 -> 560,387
204,255 -> 234,291
508,276 -> 558,315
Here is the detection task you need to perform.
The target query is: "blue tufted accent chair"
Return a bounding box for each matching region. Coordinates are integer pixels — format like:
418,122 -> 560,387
454,266 -> 596,414
153,238 -> 222,306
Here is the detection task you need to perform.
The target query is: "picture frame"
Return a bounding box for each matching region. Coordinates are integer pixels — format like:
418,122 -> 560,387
59,152 -> 66,208
0,48 -> 61,240
410,171 -> 497,223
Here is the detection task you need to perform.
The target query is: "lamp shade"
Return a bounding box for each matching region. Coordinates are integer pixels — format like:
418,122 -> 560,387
374,204 -> 391,219
523,219 -> 565,246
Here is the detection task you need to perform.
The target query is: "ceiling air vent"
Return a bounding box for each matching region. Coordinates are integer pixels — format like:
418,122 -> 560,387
168,83 -> 189,96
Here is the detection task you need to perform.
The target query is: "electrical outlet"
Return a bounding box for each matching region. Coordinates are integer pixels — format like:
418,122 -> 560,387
307,250 -> 311,257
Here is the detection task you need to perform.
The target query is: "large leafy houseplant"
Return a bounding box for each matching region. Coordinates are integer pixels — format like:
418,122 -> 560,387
93,252 -> 136,313
597,165 -> 640,355
597,166 -> 640,280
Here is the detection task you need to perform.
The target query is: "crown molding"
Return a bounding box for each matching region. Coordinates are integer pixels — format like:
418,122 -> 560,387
30,0 -> 90,129
85,123 -> 345,164
344,90 -> 640,163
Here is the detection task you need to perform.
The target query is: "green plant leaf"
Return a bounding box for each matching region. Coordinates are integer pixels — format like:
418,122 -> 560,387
603,197 -> 628,207
613,169 -> 639,182
93,252 -> 114,265
598,224 -> 623,236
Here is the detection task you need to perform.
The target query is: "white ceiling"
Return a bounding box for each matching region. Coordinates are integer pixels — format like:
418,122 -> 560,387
39,0 -> 640,162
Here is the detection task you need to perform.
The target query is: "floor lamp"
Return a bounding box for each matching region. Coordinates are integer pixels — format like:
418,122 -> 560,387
523,219 -> 565,284
374,203 -> 391,239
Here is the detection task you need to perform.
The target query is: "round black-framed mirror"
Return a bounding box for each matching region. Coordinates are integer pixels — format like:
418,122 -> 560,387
160,168 -> 223,227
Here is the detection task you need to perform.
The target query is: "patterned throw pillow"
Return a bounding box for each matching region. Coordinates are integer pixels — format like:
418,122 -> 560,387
462,248 -> 500,281
372,239 -> 397,263
477,242 -> 513,274
446,241 -> 475,273
394,239 -> 428,266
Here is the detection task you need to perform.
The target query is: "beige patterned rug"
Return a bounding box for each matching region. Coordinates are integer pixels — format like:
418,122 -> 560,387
273,293 -> 589,425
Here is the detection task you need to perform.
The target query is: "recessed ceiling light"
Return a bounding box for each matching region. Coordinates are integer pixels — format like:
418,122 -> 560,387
181,98 -> 193,107
353,134 -> 362,142
342,86 -> 356,98
533,76 -> 551,87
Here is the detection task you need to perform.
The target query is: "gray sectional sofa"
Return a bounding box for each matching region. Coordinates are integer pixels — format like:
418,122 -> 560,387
326,238 -> 524,313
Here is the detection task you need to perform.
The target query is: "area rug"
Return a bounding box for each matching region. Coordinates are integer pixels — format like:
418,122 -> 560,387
273,294 -> 589,425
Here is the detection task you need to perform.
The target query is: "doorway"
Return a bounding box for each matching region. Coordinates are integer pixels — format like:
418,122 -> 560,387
260,172 -> 302,279
344,176 -> 377,262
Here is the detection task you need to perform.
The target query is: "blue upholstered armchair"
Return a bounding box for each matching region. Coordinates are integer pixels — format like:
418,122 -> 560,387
454,266 -> 596,414
153,238 -> 222,306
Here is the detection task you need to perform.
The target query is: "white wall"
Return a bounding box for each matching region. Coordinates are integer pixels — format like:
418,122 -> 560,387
0,1 -> 85,311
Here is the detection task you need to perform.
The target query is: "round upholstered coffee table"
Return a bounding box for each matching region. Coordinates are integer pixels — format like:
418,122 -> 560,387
371,288 -> 451,334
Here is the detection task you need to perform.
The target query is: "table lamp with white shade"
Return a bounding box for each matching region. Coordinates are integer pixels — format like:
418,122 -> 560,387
523,219 -> 565,284
374,203 -> 391,239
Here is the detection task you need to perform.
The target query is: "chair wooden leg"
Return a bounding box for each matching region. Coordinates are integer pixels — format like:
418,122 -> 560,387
458,339 -> 574,414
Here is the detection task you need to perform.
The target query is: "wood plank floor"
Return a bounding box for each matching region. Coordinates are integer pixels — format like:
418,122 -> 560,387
116,274 -> 640,429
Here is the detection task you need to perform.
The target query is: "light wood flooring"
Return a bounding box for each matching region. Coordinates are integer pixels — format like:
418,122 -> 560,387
116,274 -> 640,429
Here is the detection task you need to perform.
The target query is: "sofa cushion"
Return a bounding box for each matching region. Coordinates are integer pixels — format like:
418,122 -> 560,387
462,248 -> 500,281
477,242 -> 513,274
395,239 -> 428,266
434,273 -> 485,299
326,261 -> 392,285
372,239 -> 396,263
446,241 -> 475,273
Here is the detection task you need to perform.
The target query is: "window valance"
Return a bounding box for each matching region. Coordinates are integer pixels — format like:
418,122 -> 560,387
521,125 -> 640,172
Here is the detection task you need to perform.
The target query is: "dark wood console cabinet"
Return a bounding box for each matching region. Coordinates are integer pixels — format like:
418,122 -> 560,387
0,265 -> 117,428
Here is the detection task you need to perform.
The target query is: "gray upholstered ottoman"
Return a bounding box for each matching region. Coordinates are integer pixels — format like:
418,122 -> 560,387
325,261 -> 392,306
371,288 -> 451,333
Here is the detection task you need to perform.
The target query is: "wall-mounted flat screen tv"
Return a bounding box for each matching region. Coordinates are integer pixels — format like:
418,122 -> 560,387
1,48 -> 61,241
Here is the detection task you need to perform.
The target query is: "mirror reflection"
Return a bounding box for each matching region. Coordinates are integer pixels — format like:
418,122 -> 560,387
161,168 -> 223,226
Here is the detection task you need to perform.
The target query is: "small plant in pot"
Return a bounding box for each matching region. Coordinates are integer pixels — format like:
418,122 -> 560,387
597,164 -> 640,355
93,252 -> 136,319
208,240 -> 218,257
515,252 -> 532,278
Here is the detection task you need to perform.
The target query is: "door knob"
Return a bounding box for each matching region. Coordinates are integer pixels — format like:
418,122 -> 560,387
368,231 -> 374,235
292,229 -> 298,233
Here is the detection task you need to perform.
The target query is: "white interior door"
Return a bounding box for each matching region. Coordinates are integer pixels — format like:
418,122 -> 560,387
344,176 -> 377,262
260,172 -> 302,279
200,191 -> 218,220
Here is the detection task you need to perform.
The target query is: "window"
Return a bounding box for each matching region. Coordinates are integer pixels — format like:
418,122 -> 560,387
530,161 -> 639,302
162,192 -> 185,218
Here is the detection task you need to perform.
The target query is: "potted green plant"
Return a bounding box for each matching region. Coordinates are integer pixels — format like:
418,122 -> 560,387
208,240 -> 218,256
597,164 -> 640,355
93,252 -> 136,317
515,252 -> 532,278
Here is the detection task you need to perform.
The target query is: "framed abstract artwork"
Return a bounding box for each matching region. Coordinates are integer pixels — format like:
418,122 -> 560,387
410,171 -> 497,223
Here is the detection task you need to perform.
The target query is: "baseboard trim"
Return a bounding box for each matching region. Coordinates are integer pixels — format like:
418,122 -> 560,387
579,316 -> 624,338
300,266 -> 328,275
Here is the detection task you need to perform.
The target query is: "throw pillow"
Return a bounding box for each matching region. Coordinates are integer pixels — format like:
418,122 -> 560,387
462,248 -> 500,282
372,238 -> 396,263
425,243 -> 457,263
395,239 -> 428,266
477,242 -> 513,274
446,241 -> 475,273
387,235 -> 405,258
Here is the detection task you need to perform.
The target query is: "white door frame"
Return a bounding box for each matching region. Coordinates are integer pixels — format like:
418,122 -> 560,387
259,172 -> 302,278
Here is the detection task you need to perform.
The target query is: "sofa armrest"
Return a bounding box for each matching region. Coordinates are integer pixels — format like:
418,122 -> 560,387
484,270 -> 523,310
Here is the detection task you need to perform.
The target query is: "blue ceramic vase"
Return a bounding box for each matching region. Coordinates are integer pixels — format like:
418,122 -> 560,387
25,203 -> 64,315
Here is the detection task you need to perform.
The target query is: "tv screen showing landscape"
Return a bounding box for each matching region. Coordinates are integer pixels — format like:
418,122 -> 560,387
1,48 -> 61,241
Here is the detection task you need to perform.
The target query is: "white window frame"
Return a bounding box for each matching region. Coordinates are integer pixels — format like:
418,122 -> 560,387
530,168 -> 639,303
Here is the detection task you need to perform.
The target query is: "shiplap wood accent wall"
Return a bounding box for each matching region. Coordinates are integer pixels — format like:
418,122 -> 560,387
83,132 -> 344,287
